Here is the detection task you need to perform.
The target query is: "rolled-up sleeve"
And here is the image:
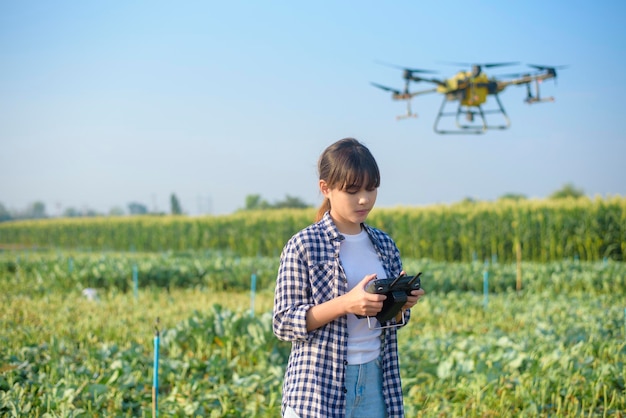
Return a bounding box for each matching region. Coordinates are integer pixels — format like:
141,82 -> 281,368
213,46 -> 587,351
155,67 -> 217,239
273,237 -> 314,342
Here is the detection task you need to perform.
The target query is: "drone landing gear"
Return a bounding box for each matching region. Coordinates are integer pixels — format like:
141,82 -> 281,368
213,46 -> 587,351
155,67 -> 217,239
525,80 -> 554,104
396,100 -> 418,120
433,94 -> 511,134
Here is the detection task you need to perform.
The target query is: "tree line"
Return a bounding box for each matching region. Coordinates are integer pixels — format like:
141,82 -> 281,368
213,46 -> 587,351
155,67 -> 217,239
0,184 -> 587,223
0,194 -> 184,222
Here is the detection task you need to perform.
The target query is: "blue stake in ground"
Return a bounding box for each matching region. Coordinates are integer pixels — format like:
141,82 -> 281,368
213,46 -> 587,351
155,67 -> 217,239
153,318 -> 160,418
250,273 -> 257,317
483,262 -> 489,310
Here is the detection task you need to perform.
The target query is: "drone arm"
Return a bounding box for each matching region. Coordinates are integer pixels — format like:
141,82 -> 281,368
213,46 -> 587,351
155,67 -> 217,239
504,69 -> 556,87
408,75 -> 446,87
407,87 -> 438,98
496,72 -> 557,105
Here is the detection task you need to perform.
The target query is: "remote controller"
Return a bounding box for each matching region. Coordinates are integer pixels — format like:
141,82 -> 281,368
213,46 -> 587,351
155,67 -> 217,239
363,272 -> 422,323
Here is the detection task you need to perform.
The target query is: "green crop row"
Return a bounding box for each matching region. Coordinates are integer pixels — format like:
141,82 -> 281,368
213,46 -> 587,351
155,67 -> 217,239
1,196 -> 625,262
2,251 -> 277,295
3,251 -> 626,298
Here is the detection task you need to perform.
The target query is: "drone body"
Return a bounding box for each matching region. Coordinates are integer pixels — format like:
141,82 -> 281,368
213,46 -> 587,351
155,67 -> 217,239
372,62 -> 566,134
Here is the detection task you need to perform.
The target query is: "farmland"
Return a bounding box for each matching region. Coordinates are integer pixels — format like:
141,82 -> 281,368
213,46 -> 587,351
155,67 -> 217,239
1,199 -> 625,416
1,250 -> 625,417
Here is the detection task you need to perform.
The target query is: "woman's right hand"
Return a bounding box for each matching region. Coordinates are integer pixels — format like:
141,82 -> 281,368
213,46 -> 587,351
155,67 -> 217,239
305,274 -> 387,331
343,274 -> 387,317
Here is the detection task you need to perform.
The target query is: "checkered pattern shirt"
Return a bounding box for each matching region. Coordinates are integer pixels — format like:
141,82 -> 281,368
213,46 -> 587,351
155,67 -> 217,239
273,211 -> 410,417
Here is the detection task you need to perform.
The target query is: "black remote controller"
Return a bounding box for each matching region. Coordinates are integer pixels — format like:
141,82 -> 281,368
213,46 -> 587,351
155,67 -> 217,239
363,272 -> 422,323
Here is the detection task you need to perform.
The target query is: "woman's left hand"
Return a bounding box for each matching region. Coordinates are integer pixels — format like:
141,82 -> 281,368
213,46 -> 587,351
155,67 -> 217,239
402,288 -> 425,310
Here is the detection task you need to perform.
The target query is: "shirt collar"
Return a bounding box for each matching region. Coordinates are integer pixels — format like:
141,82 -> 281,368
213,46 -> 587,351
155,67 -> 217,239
320,211 -> 382,248
320,211 -> 344,242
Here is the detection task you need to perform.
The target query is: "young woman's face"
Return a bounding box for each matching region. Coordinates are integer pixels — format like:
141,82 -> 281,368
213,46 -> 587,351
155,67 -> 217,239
320,180 -> 378,235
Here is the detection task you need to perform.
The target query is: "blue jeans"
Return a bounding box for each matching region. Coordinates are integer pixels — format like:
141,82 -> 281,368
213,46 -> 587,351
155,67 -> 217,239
283,358 -> 387,418
345,358 -> 387,418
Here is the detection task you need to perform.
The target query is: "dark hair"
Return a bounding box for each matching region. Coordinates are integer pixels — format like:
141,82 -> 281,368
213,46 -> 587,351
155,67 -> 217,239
316,138 -> 380,222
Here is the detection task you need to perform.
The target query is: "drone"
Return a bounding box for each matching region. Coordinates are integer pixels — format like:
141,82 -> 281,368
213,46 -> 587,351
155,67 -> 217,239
371,61 -> 567,134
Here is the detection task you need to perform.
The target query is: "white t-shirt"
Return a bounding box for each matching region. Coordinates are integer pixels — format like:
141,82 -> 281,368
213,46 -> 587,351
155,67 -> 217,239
340,229 -> 387,364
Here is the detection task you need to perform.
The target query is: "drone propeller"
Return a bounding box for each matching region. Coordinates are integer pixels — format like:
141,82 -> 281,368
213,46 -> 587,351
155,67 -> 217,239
499,65 -> 567,79
374,60 -> 438,81
374,60 -> 438,73
371,82 -> 402,95
527,64 -> 568,84
527,64 -> 568,77
440,61 -> 520,69
497,72 -> 531,78
482,62 -> 520,68
527,64 -> 568,71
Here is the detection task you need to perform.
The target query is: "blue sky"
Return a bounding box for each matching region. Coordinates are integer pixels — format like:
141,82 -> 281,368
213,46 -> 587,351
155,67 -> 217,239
2,1 -> 625,216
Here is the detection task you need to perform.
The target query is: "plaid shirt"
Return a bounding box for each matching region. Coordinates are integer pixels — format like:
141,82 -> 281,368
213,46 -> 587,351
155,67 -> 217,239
273,211 -> 410,417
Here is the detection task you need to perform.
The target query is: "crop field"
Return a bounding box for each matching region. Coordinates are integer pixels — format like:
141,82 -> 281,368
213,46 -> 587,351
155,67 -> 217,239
1,251 -> 625,417
2,197 -> 625,262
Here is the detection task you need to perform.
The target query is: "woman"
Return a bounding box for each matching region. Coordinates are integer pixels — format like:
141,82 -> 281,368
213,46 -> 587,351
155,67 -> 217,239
273,138 -> 424,417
